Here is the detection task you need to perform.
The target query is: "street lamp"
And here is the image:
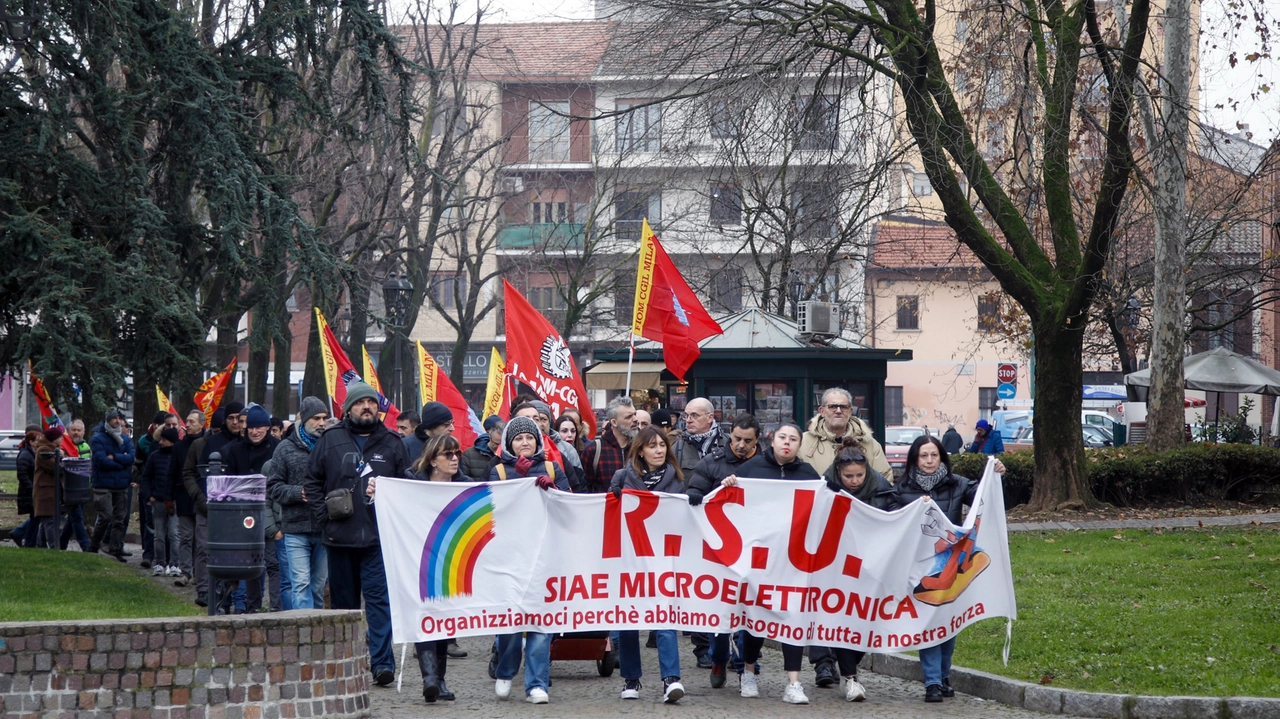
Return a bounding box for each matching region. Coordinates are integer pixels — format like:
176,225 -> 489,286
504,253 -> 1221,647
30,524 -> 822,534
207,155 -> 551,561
382,273 -> 414,410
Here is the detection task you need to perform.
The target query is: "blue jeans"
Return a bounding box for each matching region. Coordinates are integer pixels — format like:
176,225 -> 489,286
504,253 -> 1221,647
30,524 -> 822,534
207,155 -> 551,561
496,632 -> 551,694
274,539 -> 292,611
283,532 -> 328,609
619,629 -> 680,681
709,633 -> 731,667
919,637 -> 957,687
60,506 -> 91,550
328,545 -> 394,674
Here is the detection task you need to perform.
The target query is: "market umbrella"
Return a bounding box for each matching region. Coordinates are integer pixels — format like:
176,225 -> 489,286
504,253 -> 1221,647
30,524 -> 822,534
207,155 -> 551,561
1123,347 -> 1280,395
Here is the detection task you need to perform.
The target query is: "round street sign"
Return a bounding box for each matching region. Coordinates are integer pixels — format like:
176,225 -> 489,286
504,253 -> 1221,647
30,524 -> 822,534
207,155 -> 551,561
997,363 -> 1018,385
997,383 -> 1017,400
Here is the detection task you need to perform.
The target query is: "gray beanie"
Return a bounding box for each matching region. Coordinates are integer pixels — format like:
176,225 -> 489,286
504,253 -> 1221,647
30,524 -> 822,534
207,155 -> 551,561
342,381 -> 380,414
502,416 -> 542,457
529,400 -> 553,420
297,396 -> 328,423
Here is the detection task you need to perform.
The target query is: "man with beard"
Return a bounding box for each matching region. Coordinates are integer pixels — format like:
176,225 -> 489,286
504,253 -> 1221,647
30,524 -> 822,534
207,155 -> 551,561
224,405 -> 281,612
303,382 -> 410,687
88,409 -> 136,560
183,401 -> 244,606
583,396 -> 637,493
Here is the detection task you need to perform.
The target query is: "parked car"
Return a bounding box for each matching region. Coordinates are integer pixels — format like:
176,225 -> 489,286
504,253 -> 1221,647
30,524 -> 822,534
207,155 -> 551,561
0,431 -> 25,471
883,426 -> 940,478
1006,425 -> 1113,452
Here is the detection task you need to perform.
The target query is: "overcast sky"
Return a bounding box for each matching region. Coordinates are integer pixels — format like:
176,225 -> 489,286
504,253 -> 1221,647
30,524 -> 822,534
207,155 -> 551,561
401,0 -> 1280,147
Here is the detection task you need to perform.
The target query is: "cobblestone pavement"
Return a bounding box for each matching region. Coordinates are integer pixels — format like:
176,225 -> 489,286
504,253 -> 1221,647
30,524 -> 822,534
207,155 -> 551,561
368,636 -> 1079,718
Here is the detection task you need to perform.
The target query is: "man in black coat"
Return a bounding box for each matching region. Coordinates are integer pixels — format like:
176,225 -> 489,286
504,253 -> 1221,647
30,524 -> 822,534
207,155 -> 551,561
168,410 -> 206,586
222,404 -> 280,612
303,382 -> 410,687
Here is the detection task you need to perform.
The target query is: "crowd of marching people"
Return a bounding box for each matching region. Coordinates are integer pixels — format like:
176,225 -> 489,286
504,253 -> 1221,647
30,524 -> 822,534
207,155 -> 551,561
10,384 -> 1002,707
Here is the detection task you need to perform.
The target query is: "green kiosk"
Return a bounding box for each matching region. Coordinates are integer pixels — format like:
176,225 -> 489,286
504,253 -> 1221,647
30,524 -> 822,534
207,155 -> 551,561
586,309 -> 912,443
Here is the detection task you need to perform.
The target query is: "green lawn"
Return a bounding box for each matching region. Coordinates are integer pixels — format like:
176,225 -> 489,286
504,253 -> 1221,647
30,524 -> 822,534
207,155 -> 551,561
954,526 -> 1280,697
0,546 -> 201,621
0,470 -> 15,494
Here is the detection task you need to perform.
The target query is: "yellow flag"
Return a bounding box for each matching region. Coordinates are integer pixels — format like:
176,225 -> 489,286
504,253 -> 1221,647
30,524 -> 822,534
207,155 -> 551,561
482,348 -> 507,420
417,341 -> 438,407
156,386 -> 179,416
631,218 -> 659,337
361,345 -> 383,394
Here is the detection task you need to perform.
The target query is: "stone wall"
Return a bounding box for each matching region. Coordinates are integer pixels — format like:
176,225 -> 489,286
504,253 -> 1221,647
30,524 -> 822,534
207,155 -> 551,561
0,610 -> 369,719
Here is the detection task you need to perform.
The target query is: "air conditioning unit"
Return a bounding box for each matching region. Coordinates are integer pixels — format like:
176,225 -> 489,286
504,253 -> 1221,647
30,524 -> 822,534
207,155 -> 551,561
500,176 -> 524,195
798,301 -> 839,337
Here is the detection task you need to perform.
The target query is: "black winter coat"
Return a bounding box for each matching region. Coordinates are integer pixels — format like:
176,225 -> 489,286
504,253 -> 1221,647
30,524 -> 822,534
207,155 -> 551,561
168,431 -> 204,517
222,434 -> 280,475
15,444 -> 34,515
267,428 -> 322,535
736,447 -> 821,480
303,419 -> 411,548
686,447 -> 755,504
140,446 -> 174,502
888,469 -> 977,524
460,435 -> 496,481
486,450 -> 570,490
609,464 -> 685,495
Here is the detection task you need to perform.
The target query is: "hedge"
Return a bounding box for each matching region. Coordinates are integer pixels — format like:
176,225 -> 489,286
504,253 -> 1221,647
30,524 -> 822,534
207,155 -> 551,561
948,443 -> 1280,508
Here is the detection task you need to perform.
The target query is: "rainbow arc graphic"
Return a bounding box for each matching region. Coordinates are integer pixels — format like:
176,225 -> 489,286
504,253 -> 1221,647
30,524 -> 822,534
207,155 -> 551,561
420,485 -> 496,601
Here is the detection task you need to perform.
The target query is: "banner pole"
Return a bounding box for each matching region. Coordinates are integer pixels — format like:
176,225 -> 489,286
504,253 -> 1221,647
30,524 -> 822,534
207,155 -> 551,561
625,335 -> 636,397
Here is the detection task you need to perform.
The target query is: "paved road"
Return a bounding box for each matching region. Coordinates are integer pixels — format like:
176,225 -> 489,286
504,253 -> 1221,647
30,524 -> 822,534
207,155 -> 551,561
368,636 -> 1078,718
1008,510 -> 1280,532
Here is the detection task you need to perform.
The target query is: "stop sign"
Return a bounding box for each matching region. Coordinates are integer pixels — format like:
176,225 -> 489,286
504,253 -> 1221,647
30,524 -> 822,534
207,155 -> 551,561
997,363 -> 1018,385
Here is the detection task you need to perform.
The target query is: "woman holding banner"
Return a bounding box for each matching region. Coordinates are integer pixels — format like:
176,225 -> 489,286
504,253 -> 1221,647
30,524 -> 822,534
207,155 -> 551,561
723,421 -> 820,704
608,426 -> 687,705
889,436 -> 1003,703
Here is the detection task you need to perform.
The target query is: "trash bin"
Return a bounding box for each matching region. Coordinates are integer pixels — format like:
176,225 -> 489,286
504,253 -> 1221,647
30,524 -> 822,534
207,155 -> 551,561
60,457 -> 93,505
206,473 -> 266,582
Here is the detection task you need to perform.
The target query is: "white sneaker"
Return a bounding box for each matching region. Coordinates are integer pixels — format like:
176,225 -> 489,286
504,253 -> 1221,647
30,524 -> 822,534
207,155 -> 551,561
152,565 -> 165,576
739,671 -> 759,698
166,566 -> 182,577
494,679 -> 511,699
526,687 -> 549,704
663,680 -> 685,704
620,679 -> 641,700
844,677 -> 866,702
783,681 -> 809,704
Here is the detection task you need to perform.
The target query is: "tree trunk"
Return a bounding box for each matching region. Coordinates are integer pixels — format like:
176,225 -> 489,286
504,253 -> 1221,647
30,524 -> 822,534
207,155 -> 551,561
302,300 -> 328,411
247,311 -> 270,407
449,336 -> 467,393
132,374 -> 158,439
272,310 -> 293,418
1143,0 -> 1191,453
216,315 -> 240,406
1026,323 -> 1099,512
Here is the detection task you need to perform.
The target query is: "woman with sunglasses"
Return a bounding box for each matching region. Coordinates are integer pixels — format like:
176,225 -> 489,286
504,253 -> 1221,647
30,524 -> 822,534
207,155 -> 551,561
406,434 -> 467,703
817,436 -> 896,702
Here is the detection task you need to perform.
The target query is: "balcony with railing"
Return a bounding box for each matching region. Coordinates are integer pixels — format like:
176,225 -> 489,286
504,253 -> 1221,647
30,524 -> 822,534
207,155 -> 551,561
496,223 -> 589,251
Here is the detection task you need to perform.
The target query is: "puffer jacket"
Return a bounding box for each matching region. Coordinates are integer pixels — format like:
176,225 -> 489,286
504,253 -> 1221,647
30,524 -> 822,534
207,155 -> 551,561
15,443 -> 34,515
737,446 -> 821,480
267,427 -> 322,535
823,463 -> 895,509
610,464 -> 685,495
222,434 -> 280,475
302,418 -> 411,549
140,446 -> 174,503
686,446 -> 756,504
799,415 -> 891,477
89,423 -> 135,490
888,469 -> 978,524
169,430 -> 204,517
461,434 -> 497,481
485,421 -> 570,489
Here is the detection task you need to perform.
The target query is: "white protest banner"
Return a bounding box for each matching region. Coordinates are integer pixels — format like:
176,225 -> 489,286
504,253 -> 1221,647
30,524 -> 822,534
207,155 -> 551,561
376,459 -> 1015,652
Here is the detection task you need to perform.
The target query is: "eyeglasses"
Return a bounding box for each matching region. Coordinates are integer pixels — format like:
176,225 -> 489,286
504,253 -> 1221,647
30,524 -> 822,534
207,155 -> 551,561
824,404 -> 852,412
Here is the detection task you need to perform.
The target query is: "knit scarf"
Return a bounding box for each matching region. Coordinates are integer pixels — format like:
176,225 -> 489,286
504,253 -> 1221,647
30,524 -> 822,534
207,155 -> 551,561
687,426 -> 721,457
910,464 -> 950,493
640,466 -> 666,489
297,423 -> 318,451
104,423 -> 125,447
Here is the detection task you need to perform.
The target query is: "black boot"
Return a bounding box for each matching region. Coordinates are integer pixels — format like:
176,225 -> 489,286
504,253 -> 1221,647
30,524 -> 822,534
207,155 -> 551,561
418,643 -> 440,702
436,649 -> 454,700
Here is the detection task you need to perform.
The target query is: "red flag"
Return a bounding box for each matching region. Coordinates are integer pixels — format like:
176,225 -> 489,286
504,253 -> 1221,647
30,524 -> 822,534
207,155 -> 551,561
503,281 -> 597,439
361,345 -> 401,431
416,342 -> 481,449
314,308 -> 399,426
27,363 -> 79,457
632,219 -> 723,381
193,357 -> 236,417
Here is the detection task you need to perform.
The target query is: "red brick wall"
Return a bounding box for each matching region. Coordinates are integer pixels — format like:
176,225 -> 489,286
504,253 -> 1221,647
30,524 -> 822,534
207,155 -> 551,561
0,610 -> 369,719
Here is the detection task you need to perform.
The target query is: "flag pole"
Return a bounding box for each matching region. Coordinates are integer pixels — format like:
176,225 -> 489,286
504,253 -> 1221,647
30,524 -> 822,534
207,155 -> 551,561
625,334 -> 635,397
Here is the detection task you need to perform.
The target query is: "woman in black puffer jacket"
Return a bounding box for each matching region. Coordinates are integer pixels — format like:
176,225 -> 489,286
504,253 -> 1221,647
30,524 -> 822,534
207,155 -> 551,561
887,435 -> 1003,704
